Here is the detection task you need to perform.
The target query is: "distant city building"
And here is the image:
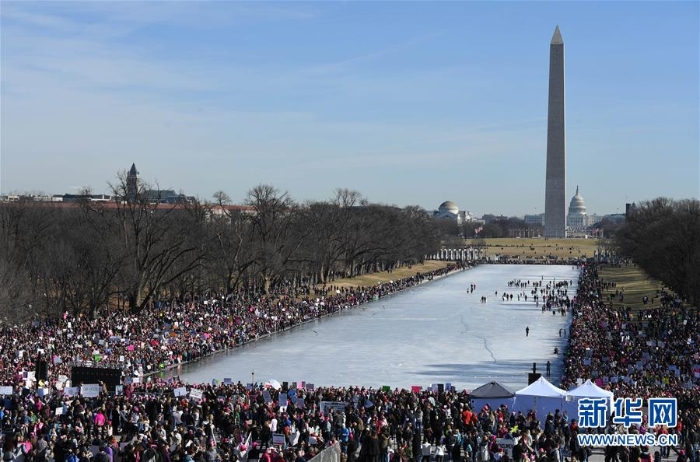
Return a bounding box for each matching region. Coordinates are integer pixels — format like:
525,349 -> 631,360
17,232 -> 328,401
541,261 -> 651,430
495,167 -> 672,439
604,214 -> 627,224
124,163 -> 195,204
586,213 -> 604,227
2,194 -> 53,202
57,193 -> 113,203
432,201 -> 474,225
1,163 -> 203,208
126,163 -> 139,203
145,189 -> 196,205
524,213 -> 546,226
567,186 -> 590,230
481,214 -> 508,224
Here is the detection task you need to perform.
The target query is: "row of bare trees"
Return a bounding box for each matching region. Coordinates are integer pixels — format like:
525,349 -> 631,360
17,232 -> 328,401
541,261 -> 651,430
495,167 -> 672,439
615,197 -> 700,308
0,174 -> 442,321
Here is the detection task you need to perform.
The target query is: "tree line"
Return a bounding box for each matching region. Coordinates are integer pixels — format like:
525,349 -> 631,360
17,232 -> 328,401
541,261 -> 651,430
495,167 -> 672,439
0,174 -> 444,321
615,197 -> 700,308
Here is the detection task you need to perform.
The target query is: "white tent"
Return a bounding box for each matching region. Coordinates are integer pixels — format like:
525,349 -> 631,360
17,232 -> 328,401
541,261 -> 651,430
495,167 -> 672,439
563,379 -> 615,422
513,377 -> 567,421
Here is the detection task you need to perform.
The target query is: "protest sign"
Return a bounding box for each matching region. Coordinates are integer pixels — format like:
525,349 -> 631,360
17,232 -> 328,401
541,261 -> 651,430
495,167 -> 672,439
320,401 -> 347,415
272,434 -> 286,446
81,384 -> 101,398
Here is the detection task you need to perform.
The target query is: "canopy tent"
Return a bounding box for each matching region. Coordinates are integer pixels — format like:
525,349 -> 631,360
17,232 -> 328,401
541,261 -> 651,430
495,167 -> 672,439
562,379 -> 615,421
471,381 -> 516,398
513,377 -> 567,422
470,381 -> 516,411
265,379 -> 282,390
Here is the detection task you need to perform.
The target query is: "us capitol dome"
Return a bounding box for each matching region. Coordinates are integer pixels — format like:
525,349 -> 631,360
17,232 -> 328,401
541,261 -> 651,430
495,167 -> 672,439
567,186 -> 589,230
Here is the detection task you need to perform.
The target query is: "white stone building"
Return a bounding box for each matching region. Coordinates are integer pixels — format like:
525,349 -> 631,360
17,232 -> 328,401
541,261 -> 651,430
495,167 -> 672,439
433,201 -> 474,225
567,186 -> 590,231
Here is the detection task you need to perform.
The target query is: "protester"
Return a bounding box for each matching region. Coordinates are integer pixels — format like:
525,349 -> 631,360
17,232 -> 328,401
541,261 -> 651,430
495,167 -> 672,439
0,261 -> 697,462
0,264 -> 466,388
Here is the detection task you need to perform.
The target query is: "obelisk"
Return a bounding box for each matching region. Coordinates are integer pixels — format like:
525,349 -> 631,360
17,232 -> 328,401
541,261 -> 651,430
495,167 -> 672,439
544,25 -> 566,238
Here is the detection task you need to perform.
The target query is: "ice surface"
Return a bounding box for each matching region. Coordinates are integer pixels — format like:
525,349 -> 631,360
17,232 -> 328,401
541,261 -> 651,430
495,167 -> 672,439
166,264 -> 579,392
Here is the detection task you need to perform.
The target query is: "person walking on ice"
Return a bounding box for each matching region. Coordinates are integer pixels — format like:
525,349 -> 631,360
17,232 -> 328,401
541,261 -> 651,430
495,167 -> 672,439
526,326 -> 530,337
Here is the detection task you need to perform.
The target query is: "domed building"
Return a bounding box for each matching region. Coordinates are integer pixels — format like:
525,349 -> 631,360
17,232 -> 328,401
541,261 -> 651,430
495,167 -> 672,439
433,201 -> 473,225
438,201 -> 459,217
567,186 -> 589,231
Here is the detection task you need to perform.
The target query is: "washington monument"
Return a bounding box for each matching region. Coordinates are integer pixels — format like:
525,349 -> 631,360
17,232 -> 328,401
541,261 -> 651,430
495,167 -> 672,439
544,26 -> 566,238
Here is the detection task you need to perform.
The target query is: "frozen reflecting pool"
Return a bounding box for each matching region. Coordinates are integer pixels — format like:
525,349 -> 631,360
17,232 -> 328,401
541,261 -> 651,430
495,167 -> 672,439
164,264 -> 579,391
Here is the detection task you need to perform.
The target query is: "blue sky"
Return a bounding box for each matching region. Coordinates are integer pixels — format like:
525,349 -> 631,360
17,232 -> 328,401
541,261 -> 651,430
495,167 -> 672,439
1,1 -> 698,216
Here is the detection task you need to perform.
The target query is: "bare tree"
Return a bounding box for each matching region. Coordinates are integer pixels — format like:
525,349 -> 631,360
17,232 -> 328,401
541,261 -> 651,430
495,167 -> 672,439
0,201 -> 57,321
205,192 -> 256,293
400,205 -> 441,263
0,183 -> 446,320
616,197 -> 700,307
58,205 -> 125,318
107,171 -> 205,312
300,189 -> 366,284
245,185 -> 309,291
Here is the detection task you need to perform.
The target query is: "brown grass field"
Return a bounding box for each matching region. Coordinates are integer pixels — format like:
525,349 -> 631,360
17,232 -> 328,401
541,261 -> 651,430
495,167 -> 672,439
317,260 -> 451,290
597,263 -> 668,312
463,237 -> 602,260
321,239 -> 600,290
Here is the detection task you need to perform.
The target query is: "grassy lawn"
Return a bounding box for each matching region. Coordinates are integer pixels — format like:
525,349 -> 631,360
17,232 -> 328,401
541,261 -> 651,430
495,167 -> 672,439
317,260 -> 452,290
597,263 -> 667,312
464,237 -> 602,260
319,238 -> 600,290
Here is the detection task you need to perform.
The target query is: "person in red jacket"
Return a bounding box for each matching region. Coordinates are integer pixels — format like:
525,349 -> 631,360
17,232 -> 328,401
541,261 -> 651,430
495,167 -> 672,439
462,409 -> 474,427
260,447 -> 273,462
569,419 -> 579,437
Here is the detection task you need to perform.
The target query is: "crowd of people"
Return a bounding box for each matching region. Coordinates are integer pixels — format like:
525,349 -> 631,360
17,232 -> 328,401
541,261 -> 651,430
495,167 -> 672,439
561,263 -> 699,403
0,261 -> 697,462
561,263 -> 699,461
0,378 -> 582,462
0,264 -> 466,386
